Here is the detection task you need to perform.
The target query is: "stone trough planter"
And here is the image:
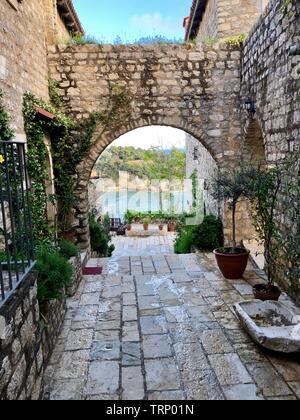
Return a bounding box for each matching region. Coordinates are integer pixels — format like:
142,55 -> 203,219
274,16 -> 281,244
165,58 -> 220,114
233,300 -> 300,353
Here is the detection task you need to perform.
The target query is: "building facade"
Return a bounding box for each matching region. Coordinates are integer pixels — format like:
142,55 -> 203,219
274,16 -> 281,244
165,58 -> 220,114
184,0 -> 269,42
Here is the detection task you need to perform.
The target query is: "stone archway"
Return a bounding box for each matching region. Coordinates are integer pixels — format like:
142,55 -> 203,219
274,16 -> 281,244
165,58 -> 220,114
48,42 -> 246,249
73,118 -> 221,249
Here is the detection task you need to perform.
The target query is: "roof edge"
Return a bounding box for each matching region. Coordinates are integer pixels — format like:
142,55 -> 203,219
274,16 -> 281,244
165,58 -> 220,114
57,0 -> 84,34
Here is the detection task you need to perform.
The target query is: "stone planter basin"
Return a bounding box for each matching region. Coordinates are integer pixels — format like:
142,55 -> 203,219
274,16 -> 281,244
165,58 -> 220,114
233,300 -> 300,353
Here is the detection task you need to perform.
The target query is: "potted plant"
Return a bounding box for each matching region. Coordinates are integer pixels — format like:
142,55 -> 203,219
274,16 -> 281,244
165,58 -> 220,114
124,210 -> 134,231
158,221 -> 164,232
211,167 -> 250,279
143,218 -> 150,231
167,215 -> 176,232
244,165 -> 284,301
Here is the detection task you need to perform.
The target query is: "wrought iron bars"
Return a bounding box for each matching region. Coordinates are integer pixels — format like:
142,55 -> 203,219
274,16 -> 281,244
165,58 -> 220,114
0,141 -> 35,305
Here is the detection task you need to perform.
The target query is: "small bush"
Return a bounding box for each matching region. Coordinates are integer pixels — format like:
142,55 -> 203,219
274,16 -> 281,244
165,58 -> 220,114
192,215 -> 224,251
36,244 -> 73,304
58,239 -> 79,260
174,225 -> 195,254
89,213 -> 115,257
174,215 -> 224,254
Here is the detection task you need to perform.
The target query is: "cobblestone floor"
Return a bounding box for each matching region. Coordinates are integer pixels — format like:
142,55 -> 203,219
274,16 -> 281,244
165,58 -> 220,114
44,248 -> 300,400
111,234 -> 176,257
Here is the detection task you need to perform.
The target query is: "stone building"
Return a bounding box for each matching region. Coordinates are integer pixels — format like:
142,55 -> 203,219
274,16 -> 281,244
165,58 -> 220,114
184,0 -> 270,42
0,0 -> 83,401
0,0 -> 83,137
185,133 -> 219,217
0,0 -> 83,224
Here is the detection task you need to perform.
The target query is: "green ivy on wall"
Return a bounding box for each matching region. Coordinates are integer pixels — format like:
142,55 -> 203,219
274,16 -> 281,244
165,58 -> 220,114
0,89 -> 14,141
23,92 -> 73,242
23,80 -> 133,241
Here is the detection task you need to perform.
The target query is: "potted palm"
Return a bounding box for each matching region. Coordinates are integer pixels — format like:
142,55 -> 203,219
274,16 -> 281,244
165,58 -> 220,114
211,167 -> 250,279
244,164 -> 283,301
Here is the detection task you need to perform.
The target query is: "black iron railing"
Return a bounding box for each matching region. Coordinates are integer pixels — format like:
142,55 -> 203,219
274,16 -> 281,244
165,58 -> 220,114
0,140 -> 35,306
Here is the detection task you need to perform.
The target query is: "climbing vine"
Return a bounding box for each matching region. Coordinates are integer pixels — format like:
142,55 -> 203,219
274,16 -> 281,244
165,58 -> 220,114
23,80 -> 133,240
23,93 -> 73,242
0,89 -> 14,141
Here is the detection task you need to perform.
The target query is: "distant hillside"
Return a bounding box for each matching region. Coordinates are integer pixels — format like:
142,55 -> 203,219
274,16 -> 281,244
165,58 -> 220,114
94,146 -> 186,182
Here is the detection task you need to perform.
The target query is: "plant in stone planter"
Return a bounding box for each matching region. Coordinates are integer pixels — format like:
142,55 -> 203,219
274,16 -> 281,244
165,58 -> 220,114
35,243 -> 73,306
211,166 -> 250,279
58,239 -> 79,260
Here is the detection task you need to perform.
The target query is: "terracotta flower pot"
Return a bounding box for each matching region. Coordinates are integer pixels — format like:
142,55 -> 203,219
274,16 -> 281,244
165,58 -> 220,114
214,247 -> 250,280
143,224 -> 149,231
126,224 -> 132,231
168,223 -> 175,232
253,284 -> 281,302
159,224 -> 164,231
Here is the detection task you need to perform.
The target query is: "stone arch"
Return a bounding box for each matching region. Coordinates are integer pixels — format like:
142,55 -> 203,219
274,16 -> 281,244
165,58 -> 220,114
73,117 -> 221,250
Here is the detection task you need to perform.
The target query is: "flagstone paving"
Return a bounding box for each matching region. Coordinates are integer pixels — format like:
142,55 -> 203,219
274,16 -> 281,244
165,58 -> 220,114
44,247 -> 300,400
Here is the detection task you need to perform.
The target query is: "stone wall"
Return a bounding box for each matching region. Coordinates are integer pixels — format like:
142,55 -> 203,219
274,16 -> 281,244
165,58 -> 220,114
48,42 -> 243,249
196,0 -> 218,41
0,272 -> 43,400
185,133 -> 219,217
0,0 -> 50,136
241,0 -> 300,300
66,254 -> 84,297
40,298 -> 67,367
0,0 -> 73,137
195,0 -> 265,42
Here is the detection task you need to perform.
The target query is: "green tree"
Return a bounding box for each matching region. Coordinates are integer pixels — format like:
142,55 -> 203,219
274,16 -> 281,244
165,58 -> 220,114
144,146 -> 186,211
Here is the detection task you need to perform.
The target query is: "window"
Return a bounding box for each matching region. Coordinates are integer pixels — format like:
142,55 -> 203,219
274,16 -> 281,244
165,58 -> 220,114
193,147 -> 198,160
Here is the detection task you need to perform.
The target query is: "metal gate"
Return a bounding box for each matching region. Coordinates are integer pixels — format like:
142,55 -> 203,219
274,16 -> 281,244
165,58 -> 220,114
0,140 -> 35,306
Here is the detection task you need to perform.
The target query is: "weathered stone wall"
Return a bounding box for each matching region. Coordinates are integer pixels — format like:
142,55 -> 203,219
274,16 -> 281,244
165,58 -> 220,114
242,0 -> 300,161
196,0 -> 219,41
0,0 -> 50,136
195,0 -> 264,42
185,133 -> 219,216
40,298 -> 67,367
66,255 -> 83,297
241,0 -> 300,300
48,42 -> 243,249
0,0 -> 73,137
0,272 -> 43,400
44,0 -> 72,44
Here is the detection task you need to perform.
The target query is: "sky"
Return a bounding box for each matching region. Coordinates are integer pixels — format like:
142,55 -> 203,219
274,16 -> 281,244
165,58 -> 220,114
72,1 -> 192,150
110,126 -> 187,150
72,0 -> 191,43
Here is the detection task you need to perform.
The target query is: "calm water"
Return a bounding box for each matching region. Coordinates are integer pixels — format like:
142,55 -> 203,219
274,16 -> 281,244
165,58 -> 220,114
102,190 -> 190,218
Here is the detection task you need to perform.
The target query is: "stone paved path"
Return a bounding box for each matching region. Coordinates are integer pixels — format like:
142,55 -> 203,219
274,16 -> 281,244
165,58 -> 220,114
44,248 -> 300,400
111,234 -> 176,257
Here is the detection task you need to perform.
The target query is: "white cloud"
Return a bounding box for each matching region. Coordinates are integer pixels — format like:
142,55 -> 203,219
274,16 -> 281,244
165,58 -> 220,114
111,126 -> 187,150
131,12 -> 178,34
